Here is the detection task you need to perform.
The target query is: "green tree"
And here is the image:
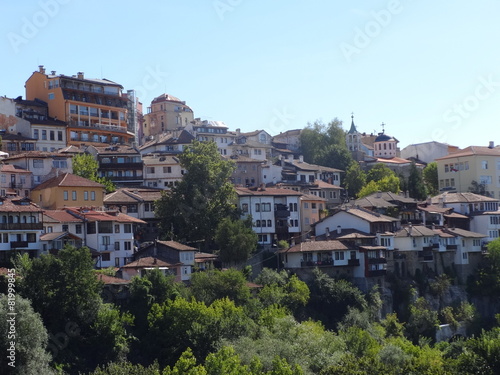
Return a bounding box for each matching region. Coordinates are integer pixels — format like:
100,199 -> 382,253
299,119 -> 352,171
468,237 -> 500,297
366,163 -> 396,183
215,216 -> 257,266
155,140 -> 236,248
423,162 -> 439,196
0,295 -> 54,375
190,269 -> 251,306
469,180 -> 489,197
344,162 -> 366,198
407,162 -> 427,200
72,153 -> 115,193
406,297 -> 439,343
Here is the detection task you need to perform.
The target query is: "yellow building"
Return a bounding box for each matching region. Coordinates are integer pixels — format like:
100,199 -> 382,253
31,173 -> 105,209
25,65 -> 134,147
300,193 -> 327,235
435,143 -> 500,199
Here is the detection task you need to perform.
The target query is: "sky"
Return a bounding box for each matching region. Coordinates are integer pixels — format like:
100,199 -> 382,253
1,0 -> 500,150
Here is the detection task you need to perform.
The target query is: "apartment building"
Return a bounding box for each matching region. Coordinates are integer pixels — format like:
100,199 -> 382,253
186,119 -> 235,156
435,143 -> 500,198
86,144 -> 144,187
25,65 -> 134,146
236,186 -> 302,247
0,164 -> 32,197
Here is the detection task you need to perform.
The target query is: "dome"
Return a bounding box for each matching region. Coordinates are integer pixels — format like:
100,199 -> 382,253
375,133 -> 395,142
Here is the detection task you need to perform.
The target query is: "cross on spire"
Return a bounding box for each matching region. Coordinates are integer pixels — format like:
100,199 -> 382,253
381,122 -> 385,133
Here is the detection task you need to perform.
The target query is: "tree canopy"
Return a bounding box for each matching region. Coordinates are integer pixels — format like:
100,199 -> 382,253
72,153 -> 115,193
215,216 -> 257,266
155,140 -> 237,248
423,162 -> 439,196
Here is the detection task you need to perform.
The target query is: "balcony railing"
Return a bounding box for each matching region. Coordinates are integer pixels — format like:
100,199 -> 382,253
100,162 -> 143,170
446,244 -> 458,250
100,244 -> 113,252
368,257 -> 387,264
10,241 -> 29,248
301,259 -> 334,267
0,223 -> 43,230
274,209 -> 290,219
69,122 -> 129,134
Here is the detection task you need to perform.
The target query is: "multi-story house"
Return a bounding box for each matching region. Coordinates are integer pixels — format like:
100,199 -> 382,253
4,151 -> 73,186
435,142 -> 500,198
228,155 -> 263,188
31,173 -> 105,210
86,145 -> 144,187
64,207 -> 145,268
142,154 -> 183,189
2,133 -> 36,156
0,96 -> 31,135
104,187 -> 163,242
41,209 -> 85,253
142,94 -> 194,142
280,156 -> 342,186
14,96 -> 67,152
236,186 -> 302,247
353,191 -> 422,224
139,129 -> 194,155
272,129 -> 301,152
124,240 -> 198,281
300,194 -> 327,235
25,65 -> 134,146
186,119 -> 235,157
0,164 -> 33,198
0,196 -> 44,264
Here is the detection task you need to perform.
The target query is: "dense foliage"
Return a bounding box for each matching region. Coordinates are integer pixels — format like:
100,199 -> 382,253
72,153 -> 116,193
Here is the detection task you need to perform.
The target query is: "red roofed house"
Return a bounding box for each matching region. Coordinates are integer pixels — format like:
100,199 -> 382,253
31,173 -> 105,209
0,164 -> 33,198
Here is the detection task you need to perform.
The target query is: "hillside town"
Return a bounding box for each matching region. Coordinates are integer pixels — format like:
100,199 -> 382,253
0,65 -> 498,289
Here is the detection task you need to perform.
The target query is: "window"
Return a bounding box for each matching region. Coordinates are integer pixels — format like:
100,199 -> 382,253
334,251 -> 345,260
62,224 -> 68,232
267,219 -> 272,227
33,129 -> 39,139
256,220 -> 261,227
258,234 -> 268,242
91,191 -> 95,201
27,233 -> 36,242
84,191 -> 88,201
491,216 -> 500,225
241,203 -> 248,213
490,230 -> 499,238
482,160 -> 488,169
33,159 -> 44,168
98,222 -> 113,233
48,93 -> 54,100
147,167 -> 155,174
124,224 -> 132,233
255,203 -> 260,212
49,131 -> 55,141
463,252 -> 468,260
114,258 -> 120,267
311,203 -> 317,209
473,239 -> 481,246
261,220 -> 266,227
261,203 -> 271,212
75,224 -> 82,234
72,191 -> 77,200
41,130 -> 47,140
465,161 -> 469,170
63,191 -> 68,201
101,253 -> 110,262
115,224 -> 120,233
52,160 -> 67,168
124,242 -> 132,250
114,242 -> 120,251
58,131 -> 63,141
163,166 -> 172,173
480,175 -> 492,185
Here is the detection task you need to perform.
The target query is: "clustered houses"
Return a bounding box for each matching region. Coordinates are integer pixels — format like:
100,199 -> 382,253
3,65 -> 500,288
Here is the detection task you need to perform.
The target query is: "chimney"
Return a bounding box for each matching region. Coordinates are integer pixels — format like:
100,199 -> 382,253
38,65 -> 45,74
325,227 -> 330,238
376,190 -> 382,199
408,224 -> 413,236
236,128 -> 241,136
259,183 -> 266,191
77,72 -> 84,79
51,70 -> 56,75
489,141 -> 495,149
299,155 -> 304,163
153,239 -> 158,257
337,225 -> 341,234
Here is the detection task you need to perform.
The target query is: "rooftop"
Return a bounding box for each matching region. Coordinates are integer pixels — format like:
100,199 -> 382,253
32,173 -> 104,191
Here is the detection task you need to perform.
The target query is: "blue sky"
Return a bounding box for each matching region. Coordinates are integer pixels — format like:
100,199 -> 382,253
1,0 -> 500,150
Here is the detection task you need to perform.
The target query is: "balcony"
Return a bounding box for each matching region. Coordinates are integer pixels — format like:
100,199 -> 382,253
0,223 -> 43,230
301,259 -> 334,267
446,244 -> 458,250
10,182 -> 23,189
274,209 -> 290,219
10,241 -> 29,248
348,258 -> 360,266
100,162 -> 143,170
368,257 -> 387,265
418,251 -> 434,262
68,122 -> 129,134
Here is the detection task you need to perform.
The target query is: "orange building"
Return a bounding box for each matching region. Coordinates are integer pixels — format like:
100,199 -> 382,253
25,65 -> 134,147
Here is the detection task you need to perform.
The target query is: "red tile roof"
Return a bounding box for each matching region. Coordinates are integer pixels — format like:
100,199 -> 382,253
436,145 -> 500,160
279,240 -> 349,253
0,164 -> 30,173
97,274 -> 130,285
157,240 -> 197,251
44,210 -> 83,223
0,197 -> 43,213
32,173 -> 104,191
121,257 -> 180,268
65,208 -> 145,224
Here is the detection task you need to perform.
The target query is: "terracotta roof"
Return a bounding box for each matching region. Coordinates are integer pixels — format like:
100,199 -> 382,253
353,196 -> 398,209
0,197 -> 43,213
43,210 -> 83,223
279,240 -> 349,253
300,193 -> 327,201
64,208 -> 145,224
0,164 -> 31,173
366,156 -> 415,165
157,240 -> 197,251
121,257 -> 179,268
151,93 -> 185,104
104,188 -> 163,204
359,246 -> 387,250
430,192 -> 499,204
90,145 -> 140,155
436,145 -> 500,160
443,212 -> 469,219
341,207 -> 399,223
40,231 -> 82,241
195,252 -> 219,261
236,187 -> 303,196
32,173 -> 104,191
97,274 -> 130,285
313,180 -> 344,190
4,151 -> 71,160
417,204 -> 452,214
2,133 -> 35,141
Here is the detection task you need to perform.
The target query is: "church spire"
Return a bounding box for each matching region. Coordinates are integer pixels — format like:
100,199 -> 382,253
348,112 -> 357,134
